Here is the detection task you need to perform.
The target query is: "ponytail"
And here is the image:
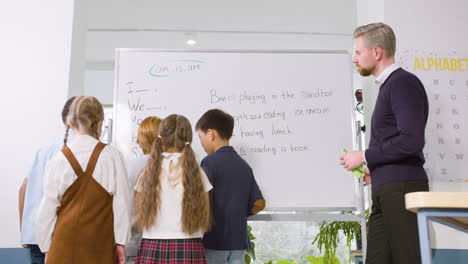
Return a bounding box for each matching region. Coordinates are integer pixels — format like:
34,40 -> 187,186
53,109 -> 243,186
180,142 -> 211,234
63,125 -> 70,146
89,121 -> 100,140
135,136 -> 163,231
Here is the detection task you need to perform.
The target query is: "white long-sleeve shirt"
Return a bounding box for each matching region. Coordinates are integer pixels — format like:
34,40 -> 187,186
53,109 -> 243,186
36,135 -> 131,252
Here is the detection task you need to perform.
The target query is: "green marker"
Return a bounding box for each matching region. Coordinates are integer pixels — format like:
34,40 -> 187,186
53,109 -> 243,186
343,149 -> 365,179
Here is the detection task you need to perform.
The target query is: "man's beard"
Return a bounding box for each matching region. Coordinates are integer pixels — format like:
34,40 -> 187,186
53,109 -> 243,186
356,64 -> 374,77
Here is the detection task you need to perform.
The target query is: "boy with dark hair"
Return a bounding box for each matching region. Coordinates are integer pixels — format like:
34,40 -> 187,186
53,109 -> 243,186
196,109 -> 265,264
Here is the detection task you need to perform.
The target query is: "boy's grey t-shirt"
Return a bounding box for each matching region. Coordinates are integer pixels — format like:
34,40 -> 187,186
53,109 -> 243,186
201,146 -> 264,250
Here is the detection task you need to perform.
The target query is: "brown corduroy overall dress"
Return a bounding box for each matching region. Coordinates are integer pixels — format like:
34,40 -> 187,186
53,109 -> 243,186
46,142 -> 115,264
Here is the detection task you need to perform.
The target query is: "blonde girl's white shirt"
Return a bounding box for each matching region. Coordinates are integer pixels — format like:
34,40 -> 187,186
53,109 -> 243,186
36,135 -> 131,252
135,152 -> 213,239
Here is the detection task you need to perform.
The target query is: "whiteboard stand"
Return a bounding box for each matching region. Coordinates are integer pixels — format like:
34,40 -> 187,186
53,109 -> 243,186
356,120 -> 367,261
107,118 -> 113,144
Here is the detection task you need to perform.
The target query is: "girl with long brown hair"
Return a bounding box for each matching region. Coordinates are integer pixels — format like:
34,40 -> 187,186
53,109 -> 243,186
36,96 -> 131,264
135,114 -> 212,264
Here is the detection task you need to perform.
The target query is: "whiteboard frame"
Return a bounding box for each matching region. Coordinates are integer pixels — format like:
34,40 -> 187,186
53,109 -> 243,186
112,49 -> 367,256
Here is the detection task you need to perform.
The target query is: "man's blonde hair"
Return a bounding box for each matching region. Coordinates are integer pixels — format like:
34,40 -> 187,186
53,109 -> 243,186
353,22 -> 396,57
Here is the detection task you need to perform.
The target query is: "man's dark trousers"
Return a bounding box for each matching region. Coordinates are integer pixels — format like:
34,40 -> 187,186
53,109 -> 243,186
366,181 -> 429,264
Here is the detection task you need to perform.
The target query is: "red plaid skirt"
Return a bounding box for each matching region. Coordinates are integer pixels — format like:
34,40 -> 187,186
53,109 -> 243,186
135,238 -> 207,264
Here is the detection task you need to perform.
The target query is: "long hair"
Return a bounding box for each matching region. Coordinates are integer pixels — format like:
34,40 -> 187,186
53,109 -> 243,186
64,96 -> 104,145
135,114 -> 211,234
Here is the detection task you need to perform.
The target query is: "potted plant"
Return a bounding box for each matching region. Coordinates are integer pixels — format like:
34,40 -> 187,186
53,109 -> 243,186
245,225 -> 257,264
311,210 -> 369,264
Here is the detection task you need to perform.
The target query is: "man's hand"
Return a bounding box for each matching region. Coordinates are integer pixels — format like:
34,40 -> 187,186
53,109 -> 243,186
339,151 -> 365,170
115,244 -> 126,264
364,167 -> 371,186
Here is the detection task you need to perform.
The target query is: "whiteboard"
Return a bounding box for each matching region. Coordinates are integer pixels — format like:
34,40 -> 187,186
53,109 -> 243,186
113,49 -> 358,209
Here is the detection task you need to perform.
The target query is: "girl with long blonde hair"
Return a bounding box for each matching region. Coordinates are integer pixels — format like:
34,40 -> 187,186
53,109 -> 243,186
135,114 -> 211,264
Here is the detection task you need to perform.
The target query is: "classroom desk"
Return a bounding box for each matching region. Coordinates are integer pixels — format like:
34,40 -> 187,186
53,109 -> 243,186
405,192 -> 468,264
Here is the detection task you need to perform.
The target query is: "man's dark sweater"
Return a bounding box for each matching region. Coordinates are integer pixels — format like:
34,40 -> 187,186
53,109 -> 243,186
365,68 -> 429,188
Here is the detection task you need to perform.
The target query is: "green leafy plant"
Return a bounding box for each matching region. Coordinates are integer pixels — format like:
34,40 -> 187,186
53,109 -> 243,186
311,210 -> 369,264
275,260 -> 296,264
306,256 -> 340,264
245,225 -> 256,264
266,256 -> 339,264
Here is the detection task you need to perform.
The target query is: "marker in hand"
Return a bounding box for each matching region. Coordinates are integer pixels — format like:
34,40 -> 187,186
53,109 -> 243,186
342,149 -> 365,179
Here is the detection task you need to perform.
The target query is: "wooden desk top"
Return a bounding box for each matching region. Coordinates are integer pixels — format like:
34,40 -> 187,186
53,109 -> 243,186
405,192 -> 468,227
405,192 -> 468,212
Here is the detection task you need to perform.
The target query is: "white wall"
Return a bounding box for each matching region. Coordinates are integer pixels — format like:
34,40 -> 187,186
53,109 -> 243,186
0,1 -> 76,247
356,0 -> 384,26
68,0 -> 88,97
355,0 -> 384,147
385,0 -> 468,51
